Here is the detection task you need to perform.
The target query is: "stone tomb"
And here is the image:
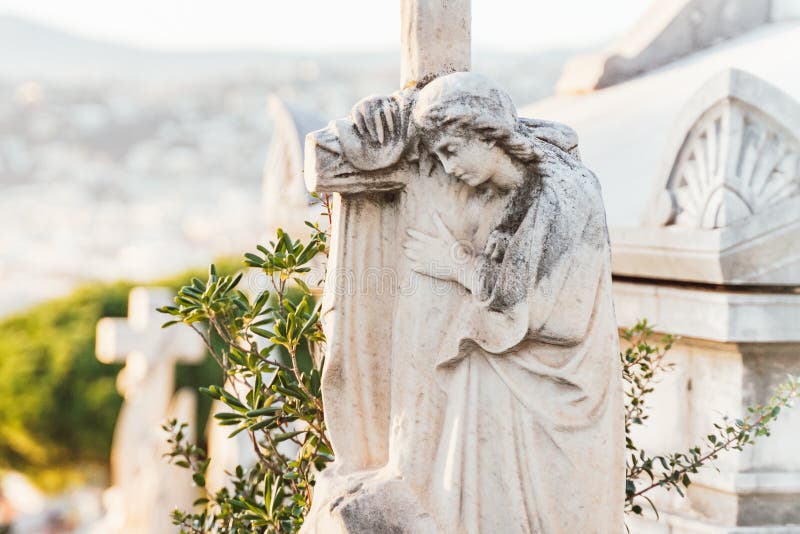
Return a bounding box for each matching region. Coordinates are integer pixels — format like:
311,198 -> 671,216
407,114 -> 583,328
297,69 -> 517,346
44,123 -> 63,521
523,3 -> 800,532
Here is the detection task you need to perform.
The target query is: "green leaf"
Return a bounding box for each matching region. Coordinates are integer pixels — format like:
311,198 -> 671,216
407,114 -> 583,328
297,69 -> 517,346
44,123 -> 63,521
294,278 -> 311,295
275,430 -> 306,442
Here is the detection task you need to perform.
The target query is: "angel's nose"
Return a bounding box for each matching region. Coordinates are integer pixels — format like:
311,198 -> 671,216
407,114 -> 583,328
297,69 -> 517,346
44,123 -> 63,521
442,160 -> 461,177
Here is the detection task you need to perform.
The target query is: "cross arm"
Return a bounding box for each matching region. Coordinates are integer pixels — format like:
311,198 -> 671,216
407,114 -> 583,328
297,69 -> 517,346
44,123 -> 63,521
304,90 -> 418,195
96,317 -> 138,364
304,130 -> 410,194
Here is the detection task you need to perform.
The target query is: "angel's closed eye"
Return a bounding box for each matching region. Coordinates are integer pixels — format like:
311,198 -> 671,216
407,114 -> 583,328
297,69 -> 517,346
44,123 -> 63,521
437,144 -> 456,157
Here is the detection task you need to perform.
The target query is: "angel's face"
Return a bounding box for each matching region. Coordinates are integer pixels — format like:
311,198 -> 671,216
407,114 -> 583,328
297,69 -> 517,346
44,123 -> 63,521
431,133 -> 501,188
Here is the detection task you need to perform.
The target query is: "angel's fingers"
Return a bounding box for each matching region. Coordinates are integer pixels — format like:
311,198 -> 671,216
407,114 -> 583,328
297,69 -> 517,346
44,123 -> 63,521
484,240 -> 497,256
406,229 -> 436,242
403,248 -> 421,262
361,103 -> 378,141
357,100 -> 370,115
353,111 -> 367,137
431,211 -> 453,240
403,244 -> 428,261
491,246 -> 503,262
403,237 -> 425,248
374,112 -> 385,144
409,261 -> 429,275
382,99 -> 397,138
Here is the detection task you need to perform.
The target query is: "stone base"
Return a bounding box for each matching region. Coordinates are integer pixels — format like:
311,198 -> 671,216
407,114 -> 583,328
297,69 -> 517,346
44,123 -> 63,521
303,472 -> 438,533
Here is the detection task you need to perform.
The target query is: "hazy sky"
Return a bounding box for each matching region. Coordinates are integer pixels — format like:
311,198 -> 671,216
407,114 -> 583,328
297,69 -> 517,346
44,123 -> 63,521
0,0 -> 655,53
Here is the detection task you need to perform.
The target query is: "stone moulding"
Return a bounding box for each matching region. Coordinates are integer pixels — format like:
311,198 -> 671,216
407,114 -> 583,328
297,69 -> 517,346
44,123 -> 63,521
698,470 -> 800,496
611,197 -> 800,285
612,69 -> 800,286
613,280 -> 800,343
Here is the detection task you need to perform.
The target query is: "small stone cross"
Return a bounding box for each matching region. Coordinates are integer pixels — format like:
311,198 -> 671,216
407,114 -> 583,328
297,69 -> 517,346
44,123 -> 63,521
96,286 -> 204,392
95,287 -> 205,534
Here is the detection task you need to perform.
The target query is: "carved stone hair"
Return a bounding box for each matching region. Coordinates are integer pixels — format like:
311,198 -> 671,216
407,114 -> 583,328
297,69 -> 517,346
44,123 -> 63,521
414,73 -> 528,162
412,72 -> 579,164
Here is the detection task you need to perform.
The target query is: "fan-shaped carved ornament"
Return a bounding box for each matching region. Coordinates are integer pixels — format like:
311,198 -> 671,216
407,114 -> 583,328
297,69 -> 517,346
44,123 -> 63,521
661,97 -> 800,229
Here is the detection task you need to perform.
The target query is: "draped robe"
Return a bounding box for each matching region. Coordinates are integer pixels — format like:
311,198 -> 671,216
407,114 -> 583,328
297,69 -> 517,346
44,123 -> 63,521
306,121 -> 623,534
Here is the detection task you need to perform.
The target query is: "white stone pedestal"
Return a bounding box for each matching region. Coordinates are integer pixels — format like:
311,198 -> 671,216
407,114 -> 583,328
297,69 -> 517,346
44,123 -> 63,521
615,281 -> 800,532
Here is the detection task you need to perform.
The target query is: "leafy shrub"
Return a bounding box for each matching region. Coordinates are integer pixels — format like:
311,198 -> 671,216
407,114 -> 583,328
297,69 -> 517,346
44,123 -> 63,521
161,221 -> 329,533
0,258 -> 240,491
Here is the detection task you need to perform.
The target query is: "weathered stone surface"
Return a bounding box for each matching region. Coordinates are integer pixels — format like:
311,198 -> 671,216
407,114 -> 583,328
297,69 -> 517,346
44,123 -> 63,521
400,0 -> 470,86
524,23 -> 800,286
299,3 -> 623,531
302,68 -> 623,533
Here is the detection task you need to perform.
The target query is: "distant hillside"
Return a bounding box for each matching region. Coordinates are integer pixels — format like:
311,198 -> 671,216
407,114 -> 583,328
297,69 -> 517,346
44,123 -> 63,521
0,13 -> 575,103
0,14 -> 376,82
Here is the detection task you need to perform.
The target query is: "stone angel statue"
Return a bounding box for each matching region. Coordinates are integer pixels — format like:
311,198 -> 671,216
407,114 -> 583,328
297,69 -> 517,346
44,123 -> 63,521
303,72 -> 623,534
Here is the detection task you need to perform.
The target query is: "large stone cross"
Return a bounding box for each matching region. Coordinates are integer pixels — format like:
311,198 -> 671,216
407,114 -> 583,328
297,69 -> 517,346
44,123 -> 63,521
303,2 -> 473,468
95,287 -> 204,534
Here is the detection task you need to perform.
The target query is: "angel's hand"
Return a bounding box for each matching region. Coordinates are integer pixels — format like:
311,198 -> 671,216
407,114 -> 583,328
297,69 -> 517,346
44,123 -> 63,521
351,95 -> 401,145
483,230 -> 512,263
403,212 -> 478,292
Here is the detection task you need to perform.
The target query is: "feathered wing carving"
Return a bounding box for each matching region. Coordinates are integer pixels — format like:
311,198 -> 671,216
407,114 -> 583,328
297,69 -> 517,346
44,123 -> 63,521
664,97 -> 800,229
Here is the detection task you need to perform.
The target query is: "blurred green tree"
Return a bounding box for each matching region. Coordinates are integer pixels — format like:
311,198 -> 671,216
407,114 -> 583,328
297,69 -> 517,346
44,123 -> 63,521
0,258 -> 240,491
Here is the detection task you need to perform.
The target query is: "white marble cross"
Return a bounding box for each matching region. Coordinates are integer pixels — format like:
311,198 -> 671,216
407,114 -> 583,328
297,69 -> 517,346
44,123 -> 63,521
400,0 -> 470,86
96,287 -> 204,379
96,287 -> 205,534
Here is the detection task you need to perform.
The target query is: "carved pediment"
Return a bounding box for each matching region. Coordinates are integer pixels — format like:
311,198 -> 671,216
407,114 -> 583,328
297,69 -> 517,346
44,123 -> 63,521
612,70 -> 800,285
650,69 -> 800,229
665,98 -> 799,229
